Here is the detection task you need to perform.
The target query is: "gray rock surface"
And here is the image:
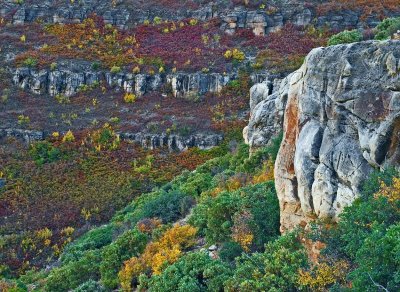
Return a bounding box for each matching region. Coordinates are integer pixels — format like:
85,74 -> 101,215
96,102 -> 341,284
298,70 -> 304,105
1,0 -> 395,33
12,63 -> 238,98
0,128 -> 223,152
246,40 -> 400,231
243,75 -> 289,150
120,132 -> 223,151
1,0 -> 216,29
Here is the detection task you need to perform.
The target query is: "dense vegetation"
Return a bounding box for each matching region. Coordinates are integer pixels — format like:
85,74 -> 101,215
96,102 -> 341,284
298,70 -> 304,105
327,16 -> 400,45
0,128 -> 233,277
1,2 -> 400,291
1,131 -> 399,291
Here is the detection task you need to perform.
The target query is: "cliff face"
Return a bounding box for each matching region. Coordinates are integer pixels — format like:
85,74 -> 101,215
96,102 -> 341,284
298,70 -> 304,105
1,0 -> 391,34
12,64 -> 238,98
246,41 -> 400,231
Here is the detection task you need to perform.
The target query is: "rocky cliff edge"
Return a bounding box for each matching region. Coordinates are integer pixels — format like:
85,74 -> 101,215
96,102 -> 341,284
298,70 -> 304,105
245,40 -> 400,231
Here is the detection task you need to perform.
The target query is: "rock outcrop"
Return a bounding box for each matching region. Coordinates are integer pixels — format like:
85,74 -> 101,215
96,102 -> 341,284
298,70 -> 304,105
12,63 -> 246,98
243,76 -> 289,150
1,0 -> 394,34
0,128 -> 223,151
1,0 -> 215,29
246,40 -> 400,231
12,61 -> 269,98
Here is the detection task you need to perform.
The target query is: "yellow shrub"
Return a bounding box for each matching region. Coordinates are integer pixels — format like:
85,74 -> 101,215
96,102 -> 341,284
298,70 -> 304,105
189,19 -> 198,26
224,49 -> 245,61
119,224 -> 197,291
231,210 -> 254,251
232,48 -> 245,61
224,50 -> 233,59
36,228 -> 52,238
119,257 -> 143,291
124,93 -> 136,103
132,66 -> 140,74
62,130 -> 75,143
252,159 -> 275,184
298,261 -> 349,291
375,177 -> 400,204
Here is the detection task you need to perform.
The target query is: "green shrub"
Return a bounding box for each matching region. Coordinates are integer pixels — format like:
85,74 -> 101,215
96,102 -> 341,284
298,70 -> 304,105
45,250 -> 102,292
349,223 -> 400,291
29,141 -> 62,165
190,182 -> 280,248
91,62 -> 100,70
327,30 -> 363,46
178,172 -> 213,197
374,17 -> 400,40
219,241 -> 243,263
225,232 -> 308,291
310,169 -> 400,290
22,57 -> 38,67
61,225 -> 115,264
100,229 -> 148,289
72,280 -> 105,292
143,252 -> 232,291
110,66 -> 121,74
141,190 -> 194,223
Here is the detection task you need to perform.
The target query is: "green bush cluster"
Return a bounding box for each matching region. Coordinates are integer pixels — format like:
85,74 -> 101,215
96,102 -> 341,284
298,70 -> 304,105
327,29 -> 363,46
11,141 -> 276,291
141,252 -> 233,291
99,229 -> 148,289
225,232 -> 308,291
374,17 -> 400,40
189,182 -> 280,249
140,231 -> 306,291
45,250 -> 102,292
311,168 -> 400,291
29,141 -> 63,165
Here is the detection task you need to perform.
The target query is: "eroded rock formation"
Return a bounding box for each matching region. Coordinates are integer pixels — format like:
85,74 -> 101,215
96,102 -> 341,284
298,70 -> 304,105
1,0 -> 393,34
11,62 -> 268,98
0,128 -> 223,151
12,64 -> 238,98
246,40 -> 400,231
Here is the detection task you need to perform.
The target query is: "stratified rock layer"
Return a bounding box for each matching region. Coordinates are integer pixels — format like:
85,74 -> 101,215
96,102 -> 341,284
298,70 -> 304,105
247,40 -> 400,231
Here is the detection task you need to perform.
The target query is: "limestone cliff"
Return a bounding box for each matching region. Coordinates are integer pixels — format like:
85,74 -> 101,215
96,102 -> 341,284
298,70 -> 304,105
1,0 -> 393,34
246,40 -> 400,231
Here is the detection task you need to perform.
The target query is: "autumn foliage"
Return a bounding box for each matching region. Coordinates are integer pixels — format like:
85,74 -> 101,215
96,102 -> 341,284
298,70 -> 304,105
318,0 -> 400,20
118,224 -> 197,291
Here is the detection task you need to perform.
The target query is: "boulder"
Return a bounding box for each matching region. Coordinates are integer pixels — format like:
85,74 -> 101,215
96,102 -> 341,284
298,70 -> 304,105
275,40 -> 400,231
246,40 -> 400,232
